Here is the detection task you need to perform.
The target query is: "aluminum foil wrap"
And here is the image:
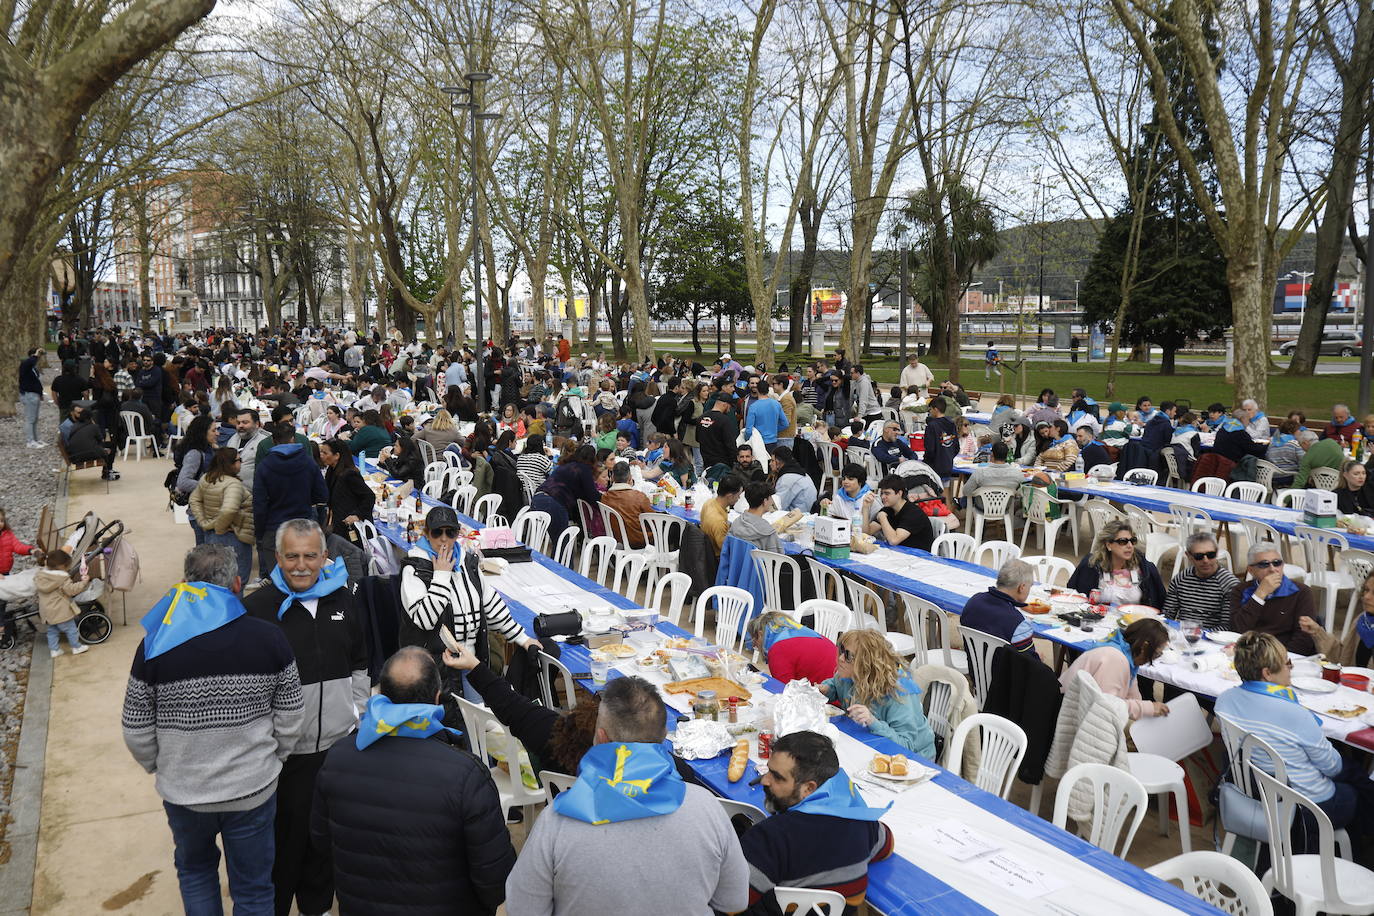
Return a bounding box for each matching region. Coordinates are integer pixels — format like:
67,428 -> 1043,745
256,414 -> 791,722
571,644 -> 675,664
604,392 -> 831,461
773,680 -> 829,738
670,720 -> 735,759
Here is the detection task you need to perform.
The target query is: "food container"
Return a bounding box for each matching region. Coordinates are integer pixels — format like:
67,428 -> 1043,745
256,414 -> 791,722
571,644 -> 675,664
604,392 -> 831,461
1321,662 -> 1342,684
693,690 -> 721,721
1341,673 -> 1370,692
624,610 -> 659,628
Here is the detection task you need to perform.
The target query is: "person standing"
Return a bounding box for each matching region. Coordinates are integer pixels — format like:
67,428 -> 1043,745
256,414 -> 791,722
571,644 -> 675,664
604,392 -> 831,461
19,347 -> 46,448
899,353 -> 934,391
849,364 -> 881,423
122,544 -> 304,916
744,379 -> 789,450
227,408 -> 272,491
253,423 -> 329,578
984,341 -> 1002,380
243,519 -> 368,916
190,448 -> 256,585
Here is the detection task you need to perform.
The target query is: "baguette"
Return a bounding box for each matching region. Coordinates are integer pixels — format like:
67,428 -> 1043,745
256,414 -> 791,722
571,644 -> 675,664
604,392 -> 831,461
728,739 -> 750,782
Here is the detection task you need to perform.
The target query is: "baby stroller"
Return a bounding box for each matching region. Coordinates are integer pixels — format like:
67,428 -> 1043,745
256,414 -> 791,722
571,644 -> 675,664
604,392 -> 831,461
0,516 -> 120,651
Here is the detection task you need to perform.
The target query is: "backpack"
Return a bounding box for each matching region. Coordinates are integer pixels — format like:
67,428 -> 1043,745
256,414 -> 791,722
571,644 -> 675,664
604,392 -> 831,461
552,397 -> 581,438
104,535 -> 141,592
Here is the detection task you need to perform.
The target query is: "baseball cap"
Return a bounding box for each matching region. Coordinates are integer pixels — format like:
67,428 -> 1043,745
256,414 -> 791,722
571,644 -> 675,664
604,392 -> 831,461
721,353 -> 732,361
1108,402 -> 1126,413
425,506 -> 461,533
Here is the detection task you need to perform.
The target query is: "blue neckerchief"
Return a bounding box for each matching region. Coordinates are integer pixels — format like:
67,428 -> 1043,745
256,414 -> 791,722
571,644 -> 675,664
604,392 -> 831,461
760,615 -> 825,653
1241,575 -> 1298,605
1238,680 -> 1323,725
1206,416 -> 1223,430
1220,418 -> 1245,433
268,556 -> 349,619
644,448 -> 664,465
1357,613 -> 1374,650
1334,416 -> 1357,428
1139,408 -> 1157,424
1083,397 -> 1098,406
1066,410 -> 1088,429
553,742 -> 686,825
140,581 -> 246,659
1171,426 -> 1196,442
1053,433 -> 1075,447
356,694 -> 459,750
271,442 -> 303,455
790,770 -> 892,821
1090,439 -> 1106,448
1252,411 -> 1268,424
1098,629 -> 1139,679
1271,432 -> 1296,448
835,483 -> 871,512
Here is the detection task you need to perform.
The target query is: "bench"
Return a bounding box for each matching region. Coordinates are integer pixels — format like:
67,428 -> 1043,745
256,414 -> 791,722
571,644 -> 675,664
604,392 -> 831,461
55,435 -> 110,493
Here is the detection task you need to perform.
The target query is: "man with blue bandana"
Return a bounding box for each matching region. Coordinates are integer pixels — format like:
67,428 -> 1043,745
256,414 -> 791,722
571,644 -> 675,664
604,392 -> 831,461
122,544 -> 304,916
742,731 -> 894,915
505,676 -> 748,915
244,518 -> 369,916
312,647 -> 516,915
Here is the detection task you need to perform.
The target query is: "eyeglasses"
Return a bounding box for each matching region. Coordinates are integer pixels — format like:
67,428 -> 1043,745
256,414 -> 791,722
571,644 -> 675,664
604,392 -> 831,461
430,527 -> 459,538
1190,551 -> 1218,560
1110,537 -> 1138,546
1250,559 -> 1283,569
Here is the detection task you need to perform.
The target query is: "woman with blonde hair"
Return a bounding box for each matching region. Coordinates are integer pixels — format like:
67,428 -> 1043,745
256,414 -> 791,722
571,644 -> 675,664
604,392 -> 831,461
819,629 -> 936,758
416,408 -> 462,452
745,611 -> 836,684
1066,518 -> 1166,608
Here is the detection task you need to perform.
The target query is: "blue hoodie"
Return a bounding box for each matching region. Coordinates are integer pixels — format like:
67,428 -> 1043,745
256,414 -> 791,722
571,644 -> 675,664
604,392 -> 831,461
253,442 -> 329,535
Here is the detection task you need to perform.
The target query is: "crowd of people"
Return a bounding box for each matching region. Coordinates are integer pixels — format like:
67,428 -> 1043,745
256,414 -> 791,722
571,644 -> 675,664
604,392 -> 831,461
15,321 -> 1373,912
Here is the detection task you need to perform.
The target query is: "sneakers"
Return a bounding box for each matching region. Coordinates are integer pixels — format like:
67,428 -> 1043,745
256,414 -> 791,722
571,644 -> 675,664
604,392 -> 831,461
50,648 -> 62,658
26,440 -> 46,449
102,471 -> 121,481
72,644 -> 89,655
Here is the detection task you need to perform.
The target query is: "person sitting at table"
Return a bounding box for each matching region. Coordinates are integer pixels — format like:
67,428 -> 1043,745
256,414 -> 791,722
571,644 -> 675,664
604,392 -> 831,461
732,443 -> 768,482
1066,398 -> 1101,437
1074,426 -> 1111,474
965,441 -> 1026,501
870,420 -> 917,469
865,475 -> 933,551
1334,459 -> 1374,516
1139,400 -> 1176,453
699,473 -> 744,559
415,408 -> 462,452
1162,532 -> 1238,631
1294,431 -> 1345,487
1066,520 -> 1167,609
819,630 -> 936,758
1229,542 -> 1317,655
532,443 -> 601,545
741,730 -> 893,915
346,408 -> 392,459
1100,402 -> 1131,456
822,462 -> 877,528
1301,569 -> 1374,668
728,481 -> 783,552
1010,414 -> 1039,466
1170,411 -> 1204,461
959,559 -> 1041,658
746,611 -> 837,684
1287,409 -> 1319,445
1212,411 -> 1269,464
768,446 -> 817,514
1265,418 -> 1305,486
1058,618 -> 1170,720
1204,402 -> 1227,431
378,433 -> 425,490
638,437 -> 696,489
1034,418 -> 1080,472
504,676 -> 749,916
600,461 -> 653,548
1026,389 -> 1060,426
1236,398 -> 1271,440
1214,631 -> 1374,846
1322,402 -> 1360,447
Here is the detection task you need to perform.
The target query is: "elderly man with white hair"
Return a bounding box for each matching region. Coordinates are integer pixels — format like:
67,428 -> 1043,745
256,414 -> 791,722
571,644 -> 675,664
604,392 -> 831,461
1229,541 -> 1316,654
1237,398 -> 1271,440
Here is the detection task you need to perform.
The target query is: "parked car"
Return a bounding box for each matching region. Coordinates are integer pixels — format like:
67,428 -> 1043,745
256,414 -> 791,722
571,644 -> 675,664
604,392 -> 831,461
1278,330 -> 1362,357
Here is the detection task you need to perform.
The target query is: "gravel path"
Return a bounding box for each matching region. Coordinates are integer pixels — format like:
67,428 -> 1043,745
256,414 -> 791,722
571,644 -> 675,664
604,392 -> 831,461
0,375 -> 59,863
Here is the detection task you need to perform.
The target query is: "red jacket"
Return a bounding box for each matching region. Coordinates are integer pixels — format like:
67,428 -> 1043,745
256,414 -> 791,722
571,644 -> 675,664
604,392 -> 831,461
0,528 -> 35,575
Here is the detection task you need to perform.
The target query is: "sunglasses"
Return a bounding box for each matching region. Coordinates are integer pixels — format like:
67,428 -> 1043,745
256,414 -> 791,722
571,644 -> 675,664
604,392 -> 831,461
1111,537 -> 1138,546
1191,551 -> 1218,560
1250,559 -> 1283,569
429,527 -> 459,538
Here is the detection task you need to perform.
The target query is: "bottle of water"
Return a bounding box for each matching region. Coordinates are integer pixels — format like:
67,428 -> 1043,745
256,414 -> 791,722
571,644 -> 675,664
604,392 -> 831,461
1074,454 -> 1084,474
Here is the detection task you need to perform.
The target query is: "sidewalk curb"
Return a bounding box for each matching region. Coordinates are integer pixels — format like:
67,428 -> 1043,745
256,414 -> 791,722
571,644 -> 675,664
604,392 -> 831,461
0,469 -> 66,914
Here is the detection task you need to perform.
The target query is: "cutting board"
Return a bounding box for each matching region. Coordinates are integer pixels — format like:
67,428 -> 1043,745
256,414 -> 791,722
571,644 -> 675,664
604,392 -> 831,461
662,677 -> 752,702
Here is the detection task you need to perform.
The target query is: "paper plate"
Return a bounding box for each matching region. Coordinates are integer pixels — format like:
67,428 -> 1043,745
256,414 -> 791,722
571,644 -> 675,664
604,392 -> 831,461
1292,676 -> 1339,694
1205,630 -> 1242,645
1117,604 -> 1159,617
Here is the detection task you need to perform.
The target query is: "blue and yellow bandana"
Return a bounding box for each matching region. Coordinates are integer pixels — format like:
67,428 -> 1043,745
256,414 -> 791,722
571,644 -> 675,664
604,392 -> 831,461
791,769 -> 892,821
141,581 -> 245,659
356,694 -> 459,750
553,742 -> 686,825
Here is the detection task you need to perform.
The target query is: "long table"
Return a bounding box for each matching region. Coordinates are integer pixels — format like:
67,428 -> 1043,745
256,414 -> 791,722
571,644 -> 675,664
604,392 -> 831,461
359,482 -> 1215,914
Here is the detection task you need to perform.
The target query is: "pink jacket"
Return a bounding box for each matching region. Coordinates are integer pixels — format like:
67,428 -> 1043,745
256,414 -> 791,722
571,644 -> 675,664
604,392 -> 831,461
1059,645 -> 1159,721
0,528 -> 35,575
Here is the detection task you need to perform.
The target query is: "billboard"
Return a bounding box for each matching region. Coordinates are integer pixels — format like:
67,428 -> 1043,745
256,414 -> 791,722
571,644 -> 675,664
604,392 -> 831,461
1273,281 -> 1358,313
811,288 -> 843,315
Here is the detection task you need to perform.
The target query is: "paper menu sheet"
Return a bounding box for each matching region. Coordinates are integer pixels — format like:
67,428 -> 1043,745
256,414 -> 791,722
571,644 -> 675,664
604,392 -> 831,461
965,852 -> 1069,899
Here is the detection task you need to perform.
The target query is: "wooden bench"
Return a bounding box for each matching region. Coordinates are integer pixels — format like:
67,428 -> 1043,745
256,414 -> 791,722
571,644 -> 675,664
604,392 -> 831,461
55,435 -> 110,492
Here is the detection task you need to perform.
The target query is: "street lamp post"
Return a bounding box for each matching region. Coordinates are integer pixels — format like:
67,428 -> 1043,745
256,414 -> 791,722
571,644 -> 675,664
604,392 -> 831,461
444,72 -> 500,414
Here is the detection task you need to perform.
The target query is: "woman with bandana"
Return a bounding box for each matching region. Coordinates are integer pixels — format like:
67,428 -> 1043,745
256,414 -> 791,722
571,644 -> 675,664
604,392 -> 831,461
1056,618 -> 1170,720
1302,569 -> 1374,668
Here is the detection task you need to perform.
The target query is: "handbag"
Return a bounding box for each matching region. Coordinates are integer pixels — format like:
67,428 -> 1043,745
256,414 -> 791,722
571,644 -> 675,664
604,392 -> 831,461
534,611 -> 583,639
1218,781 -> 1269,842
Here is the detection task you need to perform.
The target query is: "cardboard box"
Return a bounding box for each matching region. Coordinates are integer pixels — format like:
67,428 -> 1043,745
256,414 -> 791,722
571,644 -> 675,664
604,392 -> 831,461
813,516 -> 851,546
814,541 -> 851,560
1303,512 -> 1338,529
1303,489 -> 1337,516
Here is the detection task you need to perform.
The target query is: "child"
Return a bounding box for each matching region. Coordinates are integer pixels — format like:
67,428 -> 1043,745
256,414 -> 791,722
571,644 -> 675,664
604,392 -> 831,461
0,507 -> 38,643
746,611 -> 836,684
35,549 -> 90,658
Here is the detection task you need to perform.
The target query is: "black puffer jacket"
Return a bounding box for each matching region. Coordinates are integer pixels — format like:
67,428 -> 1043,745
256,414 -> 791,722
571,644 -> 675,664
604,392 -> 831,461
310,730 -> 516,916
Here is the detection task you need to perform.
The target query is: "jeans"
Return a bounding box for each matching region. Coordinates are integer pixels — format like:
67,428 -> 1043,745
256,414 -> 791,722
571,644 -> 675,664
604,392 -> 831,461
45,619 -> 80,652
692,447 -> 704,475
204,531 -> 253,584
187,514 -> 205,546
20,392 -> 40,443
163,793 -> 277,916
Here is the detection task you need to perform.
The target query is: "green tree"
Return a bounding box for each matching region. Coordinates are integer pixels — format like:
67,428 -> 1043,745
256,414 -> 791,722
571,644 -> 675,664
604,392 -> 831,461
1079,3 -> 1230,375
653,192 -> 750,356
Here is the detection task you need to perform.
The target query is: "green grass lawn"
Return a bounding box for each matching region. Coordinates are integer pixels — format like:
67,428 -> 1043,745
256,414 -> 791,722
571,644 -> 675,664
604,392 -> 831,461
658,347 -> 1363,417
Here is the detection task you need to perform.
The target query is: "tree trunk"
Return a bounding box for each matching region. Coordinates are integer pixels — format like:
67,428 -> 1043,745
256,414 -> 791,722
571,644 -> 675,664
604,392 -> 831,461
1160,346 -> 1177,374
587,285 -> 600,349
608,274 -> 625,360
0,248 -> 48,416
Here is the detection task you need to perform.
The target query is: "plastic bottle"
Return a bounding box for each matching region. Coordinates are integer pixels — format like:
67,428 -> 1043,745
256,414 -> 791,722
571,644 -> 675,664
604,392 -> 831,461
1074,455 -> 1084,474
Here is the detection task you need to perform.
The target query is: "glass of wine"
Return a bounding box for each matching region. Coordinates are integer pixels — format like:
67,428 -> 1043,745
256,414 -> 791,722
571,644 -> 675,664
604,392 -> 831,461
1183,624 -> 1202,647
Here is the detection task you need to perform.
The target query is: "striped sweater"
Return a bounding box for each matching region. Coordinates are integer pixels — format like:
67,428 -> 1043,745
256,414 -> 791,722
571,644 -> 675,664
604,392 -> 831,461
1214,686 -> 1341,802
1163,566 -> 1240,630
399,547 -> 528,654
740,811 -> 893,915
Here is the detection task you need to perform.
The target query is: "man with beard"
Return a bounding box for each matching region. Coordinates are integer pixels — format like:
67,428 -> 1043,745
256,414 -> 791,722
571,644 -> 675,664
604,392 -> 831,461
740,731 -> 893,915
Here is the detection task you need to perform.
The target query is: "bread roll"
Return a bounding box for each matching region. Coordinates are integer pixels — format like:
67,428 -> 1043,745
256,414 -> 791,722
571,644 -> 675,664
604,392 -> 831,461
890,755 -> 909,777
871,754 -> 890,774
728,740 -> 750,782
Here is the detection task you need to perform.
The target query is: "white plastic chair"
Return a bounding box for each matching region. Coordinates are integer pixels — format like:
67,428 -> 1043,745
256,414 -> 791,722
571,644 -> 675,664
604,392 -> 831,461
534,649 -> 577,713
1308,467 -> 1341,491
1191,476 -> 1226,497
809,562 -> 846,602
421,480 -> 446,500
640,511 -> 685,583
538,769 -> 576,807
578,535 -> 619,586
959,628 -> 1008,710
650,572 -> 693,627
165,412 -> 189,452
814,441 -> 843,498
845,578 -> 914,657
1252,767 -> 1374,916
1294,525 -> 1354,631
796,598 -> 849,644
1025,554 -> 1075,588
413,437 -> 437,467
513,510 -> 551,554
423,459 -> 448,484
969,486 -> 1017,545
1339,549 -> 1374,635
751,549 -> 802,616
944,713 -> 1027,799
772,887 -> 847,915
1126,692 -> 1214,853
717,797 -> 767,826
471,493 -> 502,527
972,539 -> 1020,571
1124,468 -> 1158,486
450,484 -> 477,515
1274,488 -> 1305,509
695,585 -> 753,650
553,525 -> 580,568
120,410 -> 159,460
1225,481 -> 1267,503
1018,487 -> 1079,556
454,696 -> 546,822
441,451 -> 463,469
599,502 -> 641,554
1052,762 -> 1148,858
609,551 -> 647,599
1147,851 -> 1275,916
931,532 -> 976,562
1253,460 -> 1280,499
1231,518 -> 1304,580
1081,498 -> 1124,544
901,593 -> 965,672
